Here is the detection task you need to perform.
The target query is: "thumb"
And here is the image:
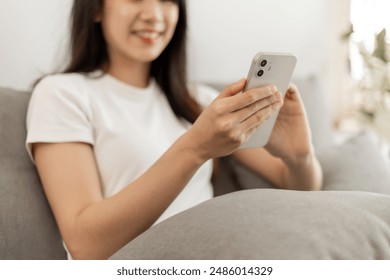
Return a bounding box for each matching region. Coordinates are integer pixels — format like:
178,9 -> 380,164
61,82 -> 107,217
217,78 -> 246,99
285,83 -> 300,100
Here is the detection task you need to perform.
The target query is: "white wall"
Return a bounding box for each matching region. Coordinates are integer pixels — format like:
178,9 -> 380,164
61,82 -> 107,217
187,0 -> 329,83
323,0 -> 350,121
0,0 -> 350,119
0,0 -> 71,90
187,0 -> 350,119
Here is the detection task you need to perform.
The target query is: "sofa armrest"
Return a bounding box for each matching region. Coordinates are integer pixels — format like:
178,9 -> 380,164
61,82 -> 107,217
111,189 -> 390,260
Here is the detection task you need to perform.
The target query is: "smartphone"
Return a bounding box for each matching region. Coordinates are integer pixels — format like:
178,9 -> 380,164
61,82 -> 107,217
241,52 -> 297,149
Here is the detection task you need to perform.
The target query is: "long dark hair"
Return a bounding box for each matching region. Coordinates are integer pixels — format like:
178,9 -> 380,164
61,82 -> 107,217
65,0 -> 201,124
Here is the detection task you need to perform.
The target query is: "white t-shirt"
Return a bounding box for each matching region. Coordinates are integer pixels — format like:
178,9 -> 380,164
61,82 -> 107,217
26,72 -> 218,225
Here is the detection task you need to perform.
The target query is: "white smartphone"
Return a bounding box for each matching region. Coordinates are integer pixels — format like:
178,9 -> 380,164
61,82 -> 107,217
241,52 -> 297,149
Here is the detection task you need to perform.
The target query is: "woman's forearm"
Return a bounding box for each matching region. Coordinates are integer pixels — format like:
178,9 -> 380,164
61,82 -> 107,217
67,133 -> 206,260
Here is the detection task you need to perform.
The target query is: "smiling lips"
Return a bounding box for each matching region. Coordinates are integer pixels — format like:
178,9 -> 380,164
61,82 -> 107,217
132,30 -> 163,44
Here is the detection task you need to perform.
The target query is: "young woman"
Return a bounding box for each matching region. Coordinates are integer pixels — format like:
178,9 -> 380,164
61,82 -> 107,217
26,0 -> 322,260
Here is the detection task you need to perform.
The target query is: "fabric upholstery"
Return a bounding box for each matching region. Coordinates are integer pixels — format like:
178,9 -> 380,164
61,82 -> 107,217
214,133 -> 390,196
320,133 -> 390,194
111,189 -> 390,260
0,87 -> 66,259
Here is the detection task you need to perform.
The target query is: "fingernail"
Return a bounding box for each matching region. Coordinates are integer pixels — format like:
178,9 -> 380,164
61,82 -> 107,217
271,86 -> 278,93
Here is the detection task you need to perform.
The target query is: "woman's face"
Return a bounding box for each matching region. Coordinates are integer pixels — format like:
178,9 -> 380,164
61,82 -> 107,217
100,0 -> 179,67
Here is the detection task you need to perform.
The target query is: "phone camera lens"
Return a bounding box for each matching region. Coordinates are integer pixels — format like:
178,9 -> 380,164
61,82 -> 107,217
257,70 -> 264,77
260,60 -> 267,67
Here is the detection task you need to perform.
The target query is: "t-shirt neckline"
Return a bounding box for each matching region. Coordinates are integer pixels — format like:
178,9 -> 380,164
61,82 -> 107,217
93,70 -> 158,98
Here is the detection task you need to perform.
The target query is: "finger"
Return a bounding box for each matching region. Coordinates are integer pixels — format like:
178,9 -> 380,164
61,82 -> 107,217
216,78 -> 247,100
222,85 -> 279,113
242,125 -> 258,143
239,101 -> 283,132
233,91 -> 282,123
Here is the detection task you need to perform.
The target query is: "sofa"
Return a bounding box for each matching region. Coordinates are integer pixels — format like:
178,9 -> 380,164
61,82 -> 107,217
1,77 -> 390,260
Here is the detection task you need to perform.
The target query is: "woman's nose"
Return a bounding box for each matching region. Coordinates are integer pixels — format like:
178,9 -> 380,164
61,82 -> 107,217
139,0 -> 164,22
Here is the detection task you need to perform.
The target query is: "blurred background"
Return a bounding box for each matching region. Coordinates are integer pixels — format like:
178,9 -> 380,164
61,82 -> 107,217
0,0 -> 389,141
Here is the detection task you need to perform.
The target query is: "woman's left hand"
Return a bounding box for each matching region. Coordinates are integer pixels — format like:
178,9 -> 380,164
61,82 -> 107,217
265,84 -> 314,162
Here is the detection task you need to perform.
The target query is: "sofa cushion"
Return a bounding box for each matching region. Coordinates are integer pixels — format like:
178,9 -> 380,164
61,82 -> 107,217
111,189 -> 390,260
216,132 -> 390,195
0,87 -> 66,259
320,132 -> 390,195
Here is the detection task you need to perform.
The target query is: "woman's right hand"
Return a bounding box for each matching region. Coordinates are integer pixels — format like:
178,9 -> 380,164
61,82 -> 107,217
186,78 -> 283,161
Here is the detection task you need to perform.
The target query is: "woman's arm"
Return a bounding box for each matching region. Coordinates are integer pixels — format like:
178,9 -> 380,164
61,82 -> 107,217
233,147 -> 322,190
34,138 -> 204,260
232,84 -> 323,191
33,79 -> 283,259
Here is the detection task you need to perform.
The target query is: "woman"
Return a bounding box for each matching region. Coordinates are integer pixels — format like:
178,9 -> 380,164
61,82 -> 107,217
26,0 -> 322,260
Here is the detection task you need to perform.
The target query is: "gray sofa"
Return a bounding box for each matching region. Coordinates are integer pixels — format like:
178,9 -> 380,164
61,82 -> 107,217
1,78 -> 390,260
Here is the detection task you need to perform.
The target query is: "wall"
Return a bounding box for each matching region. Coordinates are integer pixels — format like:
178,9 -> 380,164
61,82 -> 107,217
323,0 -> 351,121
0,0 -> 71,90
186,0 -> 350,119
0,0 -> 350,119
187,0 -> 327,82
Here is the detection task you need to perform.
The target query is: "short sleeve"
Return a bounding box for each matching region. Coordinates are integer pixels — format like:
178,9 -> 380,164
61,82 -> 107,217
190,84 -> 219,109
26,75 -> 94,162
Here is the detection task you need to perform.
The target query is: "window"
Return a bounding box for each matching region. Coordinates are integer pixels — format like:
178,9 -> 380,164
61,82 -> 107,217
349,0 -> 390,79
